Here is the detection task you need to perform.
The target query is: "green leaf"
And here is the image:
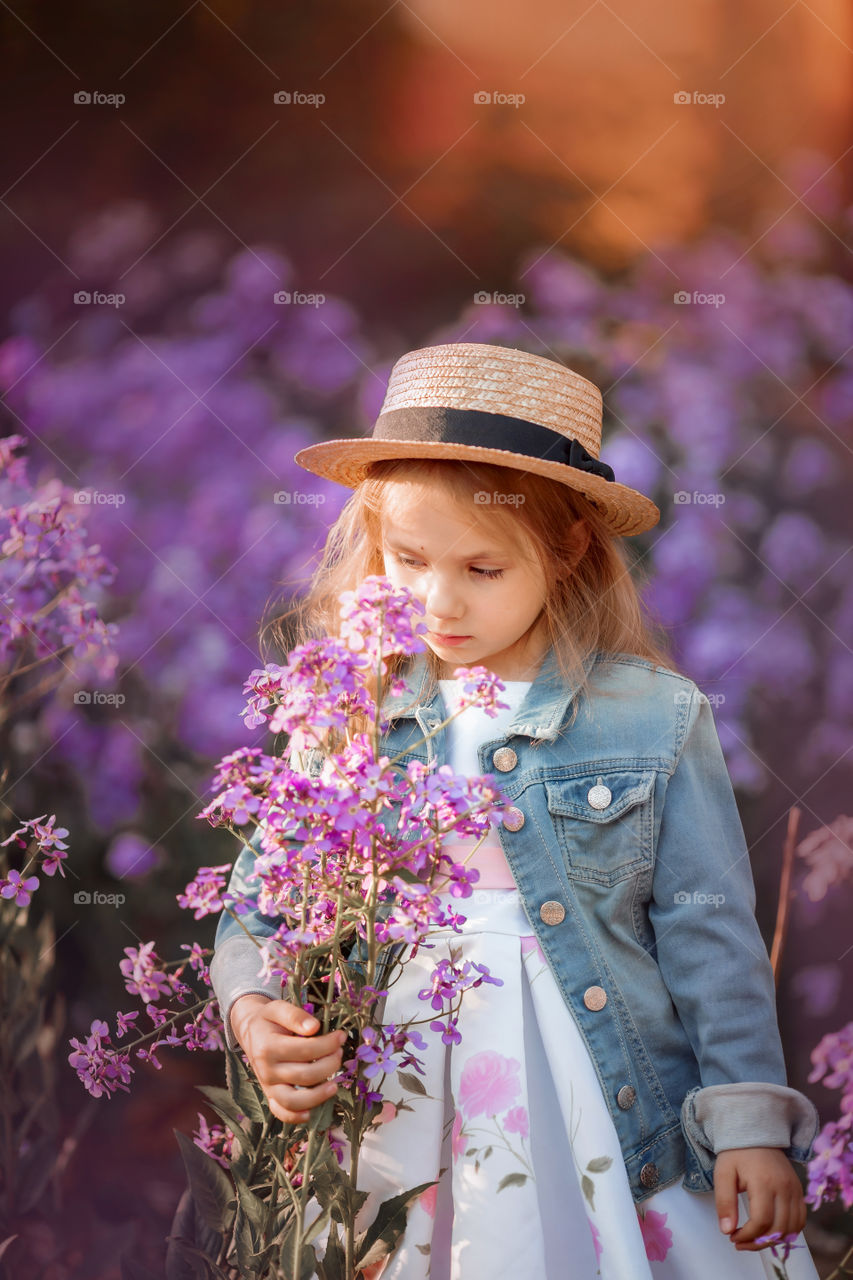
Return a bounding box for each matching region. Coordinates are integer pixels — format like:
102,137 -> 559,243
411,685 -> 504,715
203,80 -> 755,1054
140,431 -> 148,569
307,1094 -> 337,1133
233,1173 -> 267,1236
225,1048 -> 266,1124
465,1147 -> 477,1157
303,1206 -> 332,1247
497,1173 -> 527,1192
586,1156 -> 612,1173
581,1174 -> 595,1209
354,1181 -> 437,1269
174,1131 -> 235,1236
483,1146 -> 492,1159
234,1204 -> 263,1279
397,1070 -> 427,1097
416,1242 -> 431,1255
317,1219 -> 345,1280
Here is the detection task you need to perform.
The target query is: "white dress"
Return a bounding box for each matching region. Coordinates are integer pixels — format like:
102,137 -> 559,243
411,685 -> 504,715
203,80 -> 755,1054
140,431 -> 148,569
326,678 -> 818,1280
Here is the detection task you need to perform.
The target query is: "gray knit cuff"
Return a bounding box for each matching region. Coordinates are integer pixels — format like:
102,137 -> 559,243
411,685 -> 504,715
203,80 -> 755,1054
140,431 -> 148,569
209,933 -> 284,1051
682,1081 -> 819,1180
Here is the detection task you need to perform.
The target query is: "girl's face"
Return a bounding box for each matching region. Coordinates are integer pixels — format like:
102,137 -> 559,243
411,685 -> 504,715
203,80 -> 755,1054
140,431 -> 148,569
380,481 -> 550,682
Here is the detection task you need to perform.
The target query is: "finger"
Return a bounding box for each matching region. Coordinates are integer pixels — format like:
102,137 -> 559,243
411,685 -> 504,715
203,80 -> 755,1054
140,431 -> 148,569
269,1046 -> 344,1087
713,1160 -> 740,1236
262,1027 -> 347,1063
268,1002 -> 325,1036
270,1078 -> 339,1116
731,1189 -> 775,1246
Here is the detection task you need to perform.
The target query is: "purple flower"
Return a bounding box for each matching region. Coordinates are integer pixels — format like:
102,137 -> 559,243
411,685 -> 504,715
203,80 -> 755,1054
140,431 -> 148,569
0,868 -> 39,907
176,864 -> 231,920
67,1019 -> 133,1099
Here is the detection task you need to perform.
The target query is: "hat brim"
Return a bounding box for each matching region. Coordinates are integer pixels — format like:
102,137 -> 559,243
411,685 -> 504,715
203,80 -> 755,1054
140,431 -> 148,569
293,438 -> 660,537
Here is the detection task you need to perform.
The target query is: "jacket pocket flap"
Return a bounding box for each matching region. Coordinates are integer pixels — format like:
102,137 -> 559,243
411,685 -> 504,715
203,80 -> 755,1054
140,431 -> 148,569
545,768 -> 656,823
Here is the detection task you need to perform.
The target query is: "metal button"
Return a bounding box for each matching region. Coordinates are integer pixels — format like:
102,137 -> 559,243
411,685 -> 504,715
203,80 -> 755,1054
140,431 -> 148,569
539,900 -> 565,926
587,783 -> 612,810
639,1162 -> 659,1188
616,1085 -> 636,1110
492,747 -> 518,772
502,806 -> 525,831
582,985 -> 607,1011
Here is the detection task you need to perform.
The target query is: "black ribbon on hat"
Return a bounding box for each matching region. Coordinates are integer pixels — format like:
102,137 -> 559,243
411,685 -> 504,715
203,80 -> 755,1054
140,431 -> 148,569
373,405 -> 616,483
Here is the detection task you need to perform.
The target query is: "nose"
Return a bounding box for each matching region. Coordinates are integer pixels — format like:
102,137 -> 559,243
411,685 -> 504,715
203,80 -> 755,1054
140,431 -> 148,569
424,571 -> 464,626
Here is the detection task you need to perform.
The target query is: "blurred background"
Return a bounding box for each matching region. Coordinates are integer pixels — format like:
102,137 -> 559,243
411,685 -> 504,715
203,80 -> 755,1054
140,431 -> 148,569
1,0 -> 851,1274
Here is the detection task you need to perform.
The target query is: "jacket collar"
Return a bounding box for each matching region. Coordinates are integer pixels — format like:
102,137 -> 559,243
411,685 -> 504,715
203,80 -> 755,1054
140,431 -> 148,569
381,642 -> 597,742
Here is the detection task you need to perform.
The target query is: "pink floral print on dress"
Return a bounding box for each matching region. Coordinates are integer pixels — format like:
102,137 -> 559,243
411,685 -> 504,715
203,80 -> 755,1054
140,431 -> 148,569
458,1050 -> 521,1118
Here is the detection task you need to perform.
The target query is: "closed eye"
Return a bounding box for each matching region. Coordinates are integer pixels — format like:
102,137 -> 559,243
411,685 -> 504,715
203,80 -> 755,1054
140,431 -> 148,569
394,554 -> 505,580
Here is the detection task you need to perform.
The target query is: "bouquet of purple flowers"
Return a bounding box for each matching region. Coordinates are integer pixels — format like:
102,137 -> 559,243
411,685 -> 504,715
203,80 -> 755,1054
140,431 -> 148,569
68,577 -> 514,1279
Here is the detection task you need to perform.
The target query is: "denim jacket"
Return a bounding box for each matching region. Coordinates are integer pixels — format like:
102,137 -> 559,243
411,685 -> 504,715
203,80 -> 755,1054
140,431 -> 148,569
210,645 -> 818,1203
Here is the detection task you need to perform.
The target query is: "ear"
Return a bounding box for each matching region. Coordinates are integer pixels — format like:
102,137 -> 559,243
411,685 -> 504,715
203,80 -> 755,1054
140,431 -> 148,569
567,518 -> 591,567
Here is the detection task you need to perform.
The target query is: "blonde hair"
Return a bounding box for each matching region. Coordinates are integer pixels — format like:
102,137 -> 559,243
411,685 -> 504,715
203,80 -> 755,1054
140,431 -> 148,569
263,458 -> 679,752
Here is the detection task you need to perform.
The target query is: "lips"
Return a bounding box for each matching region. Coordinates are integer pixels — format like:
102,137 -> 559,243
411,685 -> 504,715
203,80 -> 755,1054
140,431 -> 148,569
430,632 -> 469,641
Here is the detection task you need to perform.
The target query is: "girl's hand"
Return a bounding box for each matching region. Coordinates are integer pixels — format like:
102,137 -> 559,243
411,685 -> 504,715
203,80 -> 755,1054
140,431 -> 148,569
713,1147 -> 807,1250
230,993 -> 347,1124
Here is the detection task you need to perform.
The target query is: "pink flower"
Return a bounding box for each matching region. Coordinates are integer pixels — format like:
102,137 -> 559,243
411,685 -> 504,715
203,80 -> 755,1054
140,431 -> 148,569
504,1105 -> 529,1140
459,1050 -> 521,1118
418,1183 -> 438,1218
588,1218 -> 602,1265
376,1101 -> 397,1124
637,1207 -> 673,1261
451,1109 -> 466,1162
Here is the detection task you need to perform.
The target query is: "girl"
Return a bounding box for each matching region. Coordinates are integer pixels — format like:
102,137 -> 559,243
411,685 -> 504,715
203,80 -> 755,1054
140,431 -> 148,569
211,342 -> 820,1279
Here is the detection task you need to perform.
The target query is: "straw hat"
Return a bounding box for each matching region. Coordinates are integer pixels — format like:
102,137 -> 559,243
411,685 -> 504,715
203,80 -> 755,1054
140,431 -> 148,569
294,342 -> 660,537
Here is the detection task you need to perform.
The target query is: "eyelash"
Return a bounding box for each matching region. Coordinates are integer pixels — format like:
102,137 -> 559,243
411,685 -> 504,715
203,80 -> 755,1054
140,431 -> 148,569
394,554 -> 505,580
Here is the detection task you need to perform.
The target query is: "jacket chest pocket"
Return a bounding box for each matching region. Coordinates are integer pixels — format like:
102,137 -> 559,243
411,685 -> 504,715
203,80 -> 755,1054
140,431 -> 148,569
545,768 -> 656,886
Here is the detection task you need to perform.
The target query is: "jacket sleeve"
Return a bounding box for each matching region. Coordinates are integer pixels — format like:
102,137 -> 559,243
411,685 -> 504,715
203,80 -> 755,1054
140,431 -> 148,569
209,823 -> 287,1051
647,686 -> 819,1173
209,730 -> 317,1051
